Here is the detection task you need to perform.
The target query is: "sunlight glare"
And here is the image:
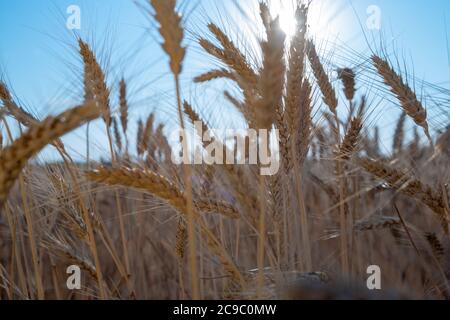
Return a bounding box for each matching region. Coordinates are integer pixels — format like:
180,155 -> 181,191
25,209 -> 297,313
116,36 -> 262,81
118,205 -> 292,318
268,0 -> 342,42
269,1 -> 297,39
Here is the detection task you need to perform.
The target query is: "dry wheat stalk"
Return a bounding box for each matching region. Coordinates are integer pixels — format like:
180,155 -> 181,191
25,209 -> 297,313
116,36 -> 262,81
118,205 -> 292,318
79,40 -> 111,127
424,232 -> 445,260
285,5 -> 308,135
86,167 -> 239,220
372,55 -> 431,142
112,117 -> 122,153
354,215 -> 401,232
175,218 -> 187,260
259,2 -> 271,32
436,125 -> 449,158
136,118 -> 144,156
0,81 -> 67,152
256,17 -> 286,130
86,166 -> 244,284
307,40 -> 338,113
338,116 -> 362,160
42,235 -> 98,280
393,112 -> 407,154
0,82 -> 38,127
359,158 -> 448,232
223,91 -> 254,127
0,102 -> 100,206
194,69 -> 236,83
183,101 -> 209,137
142,113 -> 155,153
195,199 -> 240,219
150,0 -> 200,298
150,0 -> 185,76
296,79 -> 313,166
202,23 -> 257,88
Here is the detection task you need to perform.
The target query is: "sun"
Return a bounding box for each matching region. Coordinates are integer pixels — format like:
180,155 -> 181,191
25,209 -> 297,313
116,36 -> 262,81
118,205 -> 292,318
269,1 -> 298,39
268,0 -> 343,42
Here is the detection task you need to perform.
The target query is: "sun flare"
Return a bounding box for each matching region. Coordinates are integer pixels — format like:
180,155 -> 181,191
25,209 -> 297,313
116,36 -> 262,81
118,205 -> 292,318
268,0 -> 342,42
269,1 -> 298,39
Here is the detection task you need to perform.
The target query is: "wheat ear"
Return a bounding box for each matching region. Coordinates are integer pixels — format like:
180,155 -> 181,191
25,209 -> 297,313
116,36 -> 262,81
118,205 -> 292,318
285,5 -> 308,135
307,40 -> 338,113
256,17 -> 286,130
372,55 -> 431,143
0,102 -> 100,206
206,23 -> 257,87
79,40 -> 111,127
393,112 -> 407,154
337,68 -> 356,102
359,158 -> 448,232
150,0 -> 185,75
119,78 -> 128,135
194,69 -> 236,83
86,166 -> 244,284
150,0 -> 200,298
338,116 -> 362,160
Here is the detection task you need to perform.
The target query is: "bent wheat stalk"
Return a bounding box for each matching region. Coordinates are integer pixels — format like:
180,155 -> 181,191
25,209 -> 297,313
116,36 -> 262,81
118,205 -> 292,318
359,158 -> 448,233
372,55 -> 432,143
85,166 -> 245,285
0,102 -> 100,207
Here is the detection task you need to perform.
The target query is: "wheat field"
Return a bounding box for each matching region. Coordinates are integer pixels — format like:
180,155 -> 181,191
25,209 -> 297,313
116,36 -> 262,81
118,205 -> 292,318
0,0 -> 449,300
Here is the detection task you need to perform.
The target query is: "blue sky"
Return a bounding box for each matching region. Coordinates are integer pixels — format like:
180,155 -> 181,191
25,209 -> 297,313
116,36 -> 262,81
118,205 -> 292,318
0,0 -> 449,159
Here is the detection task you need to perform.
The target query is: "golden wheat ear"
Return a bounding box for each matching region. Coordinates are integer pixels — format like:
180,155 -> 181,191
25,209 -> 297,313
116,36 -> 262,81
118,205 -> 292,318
358,158 -> 448,234
372,55 -> 432,144
0,102 -> 101,207
150,0 -> 185,76
78,40 -> 111,127
337,68 -> 356,102
256,17 -> 286,130
307,40 -> 338,114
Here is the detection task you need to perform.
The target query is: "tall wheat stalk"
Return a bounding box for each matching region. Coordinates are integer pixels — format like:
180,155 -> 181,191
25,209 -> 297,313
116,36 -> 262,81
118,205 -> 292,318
149,0 -> 199,299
